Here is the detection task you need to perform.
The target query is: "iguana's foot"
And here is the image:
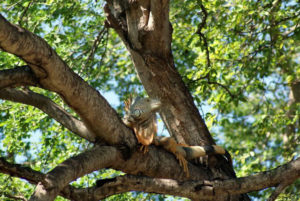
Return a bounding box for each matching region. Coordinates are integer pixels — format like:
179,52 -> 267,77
175,153 -> 189,177
139,145 -> 149,154
155,137 -> 190,177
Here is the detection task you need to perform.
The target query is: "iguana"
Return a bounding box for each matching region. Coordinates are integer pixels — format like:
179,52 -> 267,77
123,97 -> 231,177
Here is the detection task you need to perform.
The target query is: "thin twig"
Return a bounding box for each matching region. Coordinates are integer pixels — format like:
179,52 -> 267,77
267,181 -> 291,201
207,81 -> 235,99
188,76 -> 235,99
0,193 -> 28,201
83,26 -> 108,70
18,0 -> 35,26
194,2 -> 236,99
196,0 -> 210,68
96,30 -> 109,77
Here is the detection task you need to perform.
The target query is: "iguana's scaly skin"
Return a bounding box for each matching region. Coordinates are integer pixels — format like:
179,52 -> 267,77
123,97 -> 230,177
123,97 -> 160,153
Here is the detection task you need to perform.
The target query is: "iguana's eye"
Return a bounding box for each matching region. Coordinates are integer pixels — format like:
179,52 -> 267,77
133,109 -> 141,117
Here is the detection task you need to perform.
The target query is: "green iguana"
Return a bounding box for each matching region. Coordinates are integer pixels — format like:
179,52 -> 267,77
123,97 -> 231,177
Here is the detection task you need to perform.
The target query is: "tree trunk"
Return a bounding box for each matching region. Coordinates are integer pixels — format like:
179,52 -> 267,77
104,1 -> 249,200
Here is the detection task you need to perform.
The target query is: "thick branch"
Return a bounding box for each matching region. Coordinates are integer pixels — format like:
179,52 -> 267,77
0,65 -> 38,89
0,150 -> 207,201
31,141 -> 233,201
93,175 -> 216,200
77,157 -> 300,200
0,88 -> 95,142
0,157 -> 92,201
0,14 -> 136,149
214,157 -> 300,195
100,157 -> 300,200
30,146 -> 120,201
30,143 -> 219,201
2,154 -> 299,201
0,157 -> 44,184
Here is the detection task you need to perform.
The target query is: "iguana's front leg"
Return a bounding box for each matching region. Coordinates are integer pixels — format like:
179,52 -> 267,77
134,126 -> 154,154
139,145 -> 149,154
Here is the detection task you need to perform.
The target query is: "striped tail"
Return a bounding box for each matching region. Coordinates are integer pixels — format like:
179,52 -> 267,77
182,145 -> 226,159
155,136 -> 232,177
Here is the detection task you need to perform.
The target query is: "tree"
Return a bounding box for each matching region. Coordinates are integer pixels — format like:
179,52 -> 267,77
0,0 -> 299,200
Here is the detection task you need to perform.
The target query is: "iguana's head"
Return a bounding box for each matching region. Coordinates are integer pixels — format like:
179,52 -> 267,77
123,97 -> 161,126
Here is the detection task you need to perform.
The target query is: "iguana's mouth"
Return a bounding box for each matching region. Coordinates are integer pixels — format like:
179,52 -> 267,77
150,99 -> 161,110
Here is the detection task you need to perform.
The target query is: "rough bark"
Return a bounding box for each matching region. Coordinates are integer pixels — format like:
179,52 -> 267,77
0,14 -> 216,179
0,65 -> 38,89
0,14 -> 136,150
29,146 -> 119,201
0,1 -> 246,200
0,1 -> 298,200
2,153 -> 299,201
104,1 -> 245,200
104,0 -> 214,146
95,157 -> 300,200
0,13 -> 225,200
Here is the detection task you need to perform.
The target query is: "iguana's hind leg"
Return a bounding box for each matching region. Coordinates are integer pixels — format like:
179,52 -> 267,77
155,137 -> 190,177
174,152 -> 189,177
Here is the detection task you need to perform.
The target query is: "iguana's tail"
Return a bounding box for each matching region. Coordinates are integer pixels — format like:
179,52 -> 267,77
182,145 -> 228,159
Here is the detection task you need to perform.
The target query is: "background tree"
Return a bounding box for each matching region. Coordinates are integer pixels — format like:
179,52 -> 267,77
0,0 -> 299,201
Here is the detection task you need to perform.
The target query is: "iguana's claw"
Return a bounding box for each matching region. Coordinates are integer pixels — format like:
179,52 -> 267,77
175,153 -> 189,177
140,145 -> 149,154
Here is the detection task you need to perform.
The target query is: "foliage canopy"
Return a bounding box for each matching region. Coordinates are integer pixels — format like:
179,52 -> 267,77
0,0 -> 299,200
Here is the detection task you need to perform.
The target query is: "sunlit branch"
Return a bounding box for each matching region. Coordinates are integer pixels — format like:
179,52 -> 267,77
30,146 -> 120,201
92,157 -> 300,200
0,65 -> 38,89
0,157 -> 44,184
2,155 -> 299,201
0,157 -> 89,201
0,88 -> 95,142
0,14 -> 136,149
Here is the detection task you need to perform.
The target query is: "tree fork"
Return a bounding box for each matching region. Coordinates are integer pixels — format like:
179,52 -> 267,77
104,1 -> 250,200
104,0 -> 213,147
